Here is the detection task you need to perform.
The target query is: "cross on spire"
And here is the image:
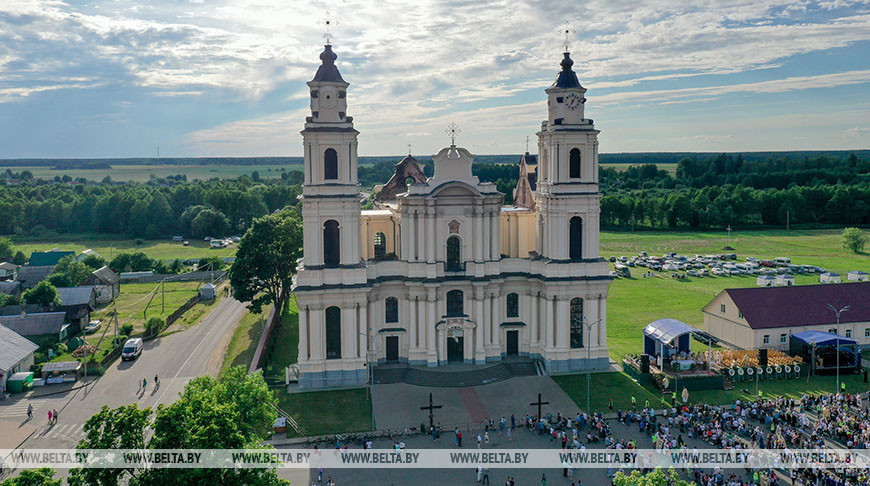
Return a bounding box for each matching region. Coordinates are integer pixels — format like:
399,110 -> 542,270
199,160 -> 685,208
408,143 -> 412,156
445,122 -> 461,147
319,11 -> 338,45
525,136 -> 530,153
560,21 -> 576,52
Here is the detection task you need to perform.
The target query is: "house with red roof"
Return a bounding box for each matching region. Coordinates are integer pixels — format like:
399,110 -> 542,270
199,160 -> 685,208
702,281 -> 870,350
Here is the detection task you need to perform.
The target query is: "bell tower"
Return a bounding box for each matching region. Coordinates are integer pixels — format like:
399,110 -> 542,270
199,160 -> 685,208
300,44 -> 362,267
535,50 -> 601,261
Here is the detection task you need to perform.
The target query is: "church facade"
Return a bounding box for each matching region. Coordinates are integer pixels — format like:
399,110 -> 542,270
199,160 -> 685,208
294,44 -> 612,389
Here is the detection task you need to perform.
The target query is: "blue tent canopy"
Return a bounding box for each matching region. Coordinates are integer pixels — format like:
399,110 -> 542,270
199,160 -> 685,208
790,330 -> 856,347
643,319 -> 699,358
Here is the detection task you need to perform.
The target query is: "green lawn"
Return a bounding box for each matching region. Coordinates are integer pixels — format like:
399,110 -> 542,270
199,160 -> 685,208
552,372 -> 666,413
2,163 -> 302,182
11,236 -> 236,261
92,281 -> 201,334
601,228 -> 870,362
261,296 -> 299,379
222,304 -> 273,372
274,388 -> 372,438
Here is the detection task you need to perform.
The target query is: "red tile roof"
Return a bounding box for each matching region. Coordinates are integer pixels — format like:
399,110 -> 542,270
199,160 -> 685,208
723,282 -> 870,330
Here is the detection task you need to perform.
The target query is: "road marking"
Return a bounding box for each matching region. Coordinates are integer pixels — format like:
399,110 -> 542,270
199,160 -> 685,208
0,399 -> 49,418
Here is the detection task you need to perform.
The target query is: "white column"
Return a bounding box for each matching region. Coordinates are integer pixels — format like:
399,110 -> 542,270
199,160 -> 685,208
427,208 -> 436,263
427,290 -> 437,365
416,210 -> 424,262
409,297 -> 418,351
309,305 -> 324,361
400,212 -> 409,262
598,298 -> 606,347
342,305 -> 354,360
586,296 -> 599,350
474,289 -> 485,363
491,293 -> 500,352
542,296 -> 552,349
556,297 -> 569,349
299,305 -> 310,362
484,292 -> 492,346
530,294 -> 539,350
474,207 -> 483,262
359,303 -> 368,359
489,210 -> 499,260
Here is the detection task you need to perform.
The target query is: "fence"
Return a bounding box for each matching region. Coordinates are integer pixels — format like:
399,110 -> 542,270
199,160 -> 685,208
165,293 -> 203,327
249,290 -> 285,374
121,271 -> 226,284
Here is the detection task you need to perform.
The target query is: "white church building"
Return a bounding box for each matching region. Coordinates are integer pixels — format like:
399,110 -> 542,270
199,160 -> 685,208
294,43 -> 612,388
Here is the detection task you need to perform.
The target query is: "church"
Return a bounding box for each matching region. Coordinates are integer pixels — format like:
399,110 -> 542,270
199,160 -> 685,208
293,42 -> 612,389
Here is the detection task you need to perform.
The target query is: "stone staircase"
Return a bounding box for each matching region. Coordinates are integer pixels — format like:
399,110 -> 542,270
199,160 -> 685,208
373,358 -> 540,387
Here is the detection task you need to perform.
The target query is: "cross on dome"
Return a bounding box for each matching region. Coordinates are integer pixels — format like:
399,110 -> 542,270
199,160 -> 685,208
318,11 -> 339,45
560,21 -> 576,52
445,122 -> 461,147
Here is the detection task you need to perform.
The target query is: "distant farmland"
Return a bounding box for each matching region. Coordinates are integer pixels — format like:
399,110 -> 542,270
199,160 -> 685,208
1,164 -> 303,182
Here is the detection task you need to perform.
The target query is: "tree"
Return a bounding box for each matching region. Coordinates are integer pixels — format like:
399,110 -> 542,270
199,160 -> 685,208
81,254 -> 107,270
110,252 -> 154,273
48,255 -> 92,287
0,468 -> 61,486
229,211 -> 303,313
842,227 -> 867,253
612,469 -> 693,486
191,208 -> 230,238
196,256 -> 225,272
23,281 -> 60,307
12,251 -> 27,265
0,236 -> 14,261
68,405 -> 151,486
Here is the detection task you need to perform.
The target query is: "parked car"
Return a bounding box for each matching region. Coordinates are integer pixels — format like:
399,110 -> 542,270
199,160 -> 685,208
203,236 -> 213,241
84,320 -> 102,334
183,240 -> 190,246
609,256 -> 617,263
687,269 -> 702,277
760,259 -> 776,267
774,257 -> 791,266
121,338 -> 144,361
746,256 -> 760,263
711,267 -> 726,276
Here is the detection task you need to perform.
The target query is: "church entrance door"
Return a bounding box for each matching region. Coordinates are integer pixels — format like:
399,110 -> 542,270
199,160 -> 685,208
447,328 -> 464,362
385,336 -> 399,362
506,330 -> 519,356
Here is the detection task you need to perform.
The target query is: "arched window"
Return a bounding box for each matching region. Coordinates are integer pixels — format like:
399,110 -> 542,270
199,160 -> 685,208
324,148 -> 338,180
323,220 -> 340,267
385,297 -> 398,323
570,298 -> 583,348
373,232 -> 386,258
446,290 -> 464,317
569,148 -> 581,179
446,236 -> 461,271
506,293 -> 519,318
569,216 -> 583,261
325,306 -> 342,359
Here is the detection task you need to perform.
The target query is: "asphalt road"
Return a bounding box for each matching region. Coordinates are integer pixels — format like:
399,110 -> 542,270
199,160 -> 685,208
17,295 -> 248,449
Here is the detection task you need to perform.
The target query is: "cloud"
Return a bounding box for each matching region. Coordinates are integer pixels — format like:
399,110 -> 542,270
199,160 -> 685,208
844,127 -> 870,137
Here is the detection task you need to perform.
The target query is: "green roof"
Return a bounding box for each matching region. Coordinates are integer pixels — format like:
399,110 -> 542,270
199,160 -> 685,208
28,251 -> 74,267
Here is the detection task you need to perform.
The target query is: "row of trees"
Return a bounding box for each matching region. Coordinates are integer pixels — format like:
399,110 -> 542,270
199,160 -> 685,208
0,176 -> 301,238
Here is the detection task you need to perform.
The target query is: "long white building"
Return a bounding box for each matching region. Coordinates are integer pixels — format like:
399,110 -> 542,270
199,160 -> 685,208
294,43 -> 612,388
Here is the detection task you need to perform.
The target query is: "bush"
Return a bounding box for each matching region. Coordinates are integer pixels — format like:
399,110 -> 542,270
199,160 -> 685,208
134,238 -> 145,246
54,343 -> 68,354
120,323 -> 134,336
145,317 -> 166,337
30,363 -> 44,375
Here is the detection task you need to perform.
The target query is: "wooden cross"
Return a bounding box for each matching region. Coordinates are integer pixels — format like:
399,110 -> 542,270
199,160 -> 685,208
420,392 -> 443,429
445,122 -> 461,146
530,392 -> 549,419
318,11 -> 338,45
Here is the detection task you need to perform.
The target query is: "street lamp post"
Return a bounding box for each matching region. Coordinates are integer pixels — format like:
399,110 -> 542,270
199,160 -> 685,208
361,327 -> 376,431
583,316 -> 603,413
827,304 -> 850,393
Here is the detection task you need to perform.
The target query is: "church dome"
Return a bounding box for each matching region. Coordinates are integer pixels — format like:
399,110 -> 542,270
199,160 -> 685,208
312,44 -> 346,83
552,52 -> 583,89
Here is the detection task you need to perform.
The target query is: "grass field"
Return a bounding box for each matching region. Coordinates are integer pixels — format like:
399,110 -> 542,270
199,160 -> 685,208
601,162 -> 677,174
600,228 -> 870,362
222,303 -> 273,372
275,388 -> 372,438
11,237 -> 236,261
261,296 -> 299,379
93,281 -> 203,334
2,164 -> 302,182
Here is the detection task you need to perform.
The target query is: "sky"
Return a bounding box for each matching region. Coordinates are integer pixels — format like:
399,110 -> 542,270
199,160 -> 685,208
0,0 -> 869,158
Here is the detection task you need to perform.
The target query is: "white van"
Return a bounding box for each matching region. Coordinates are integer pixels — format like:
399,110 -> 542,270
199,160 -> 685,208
773,257 -> 791,266
121,338 -> 143,361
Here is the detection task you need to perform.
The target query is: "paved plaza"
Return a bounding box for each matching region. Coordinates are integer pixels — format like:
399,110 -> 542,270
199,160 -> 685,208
372,376 -> 581,431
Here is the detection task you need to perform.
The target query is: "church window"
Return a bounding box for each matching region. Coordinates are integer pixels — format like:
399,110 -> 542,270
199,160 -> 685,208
569,148 -> 581,178
373,232 -> 386,258
325,306 -> 342,359
323,220 -> 340,267
569,216 -> 583,260
324,148 -> 338,180
506,293 -> 519,318
385,297 -> 399,323
446,290 -> 464,317
556,97 -> 564,103
446,236 -> 461,271
570,298 -> 584,348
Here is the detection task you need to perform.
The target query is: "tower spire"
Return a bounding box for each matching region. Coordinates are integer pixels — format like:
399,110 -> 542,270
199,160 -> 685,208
319,11 -> 338,46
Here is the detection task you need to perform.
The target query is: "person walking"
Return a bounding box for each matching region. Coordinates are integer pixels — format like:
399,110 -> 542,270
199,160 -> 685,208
142,377 -> 147,391
477,467 -> 483,483
458,431 -> 463,447
52,409 -> 58,424
631,395 -> 636,410
26,403 -> 32,420
481,467 -> 489,485
608,398 -> 613,410
541,473 -> 547,486
484,431 -> 489,448
47,410 -> 52,425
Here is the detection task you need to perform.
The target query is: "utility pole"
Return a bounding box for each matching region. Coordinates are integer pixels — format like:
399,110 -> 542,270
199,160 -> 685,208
827,304 -> 850,393
583,316 -> 603,413
786,211 -> 790,231
726,225 -> 732,248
